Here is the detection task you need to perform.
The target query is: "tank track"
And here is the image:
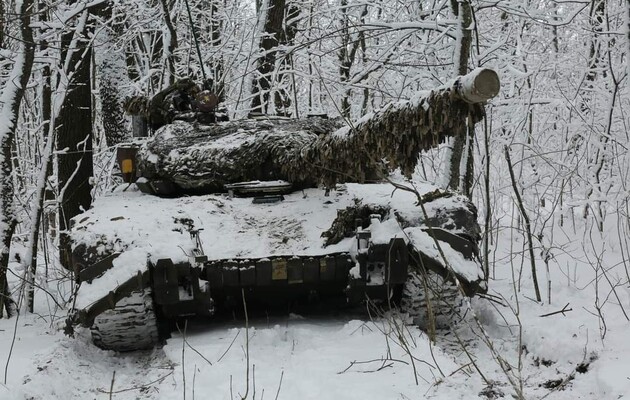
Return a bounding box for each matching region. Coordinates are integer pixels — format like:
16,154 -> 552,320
400,270 -> 483,358
400,269 -> 464,331
91,290 -> 161,352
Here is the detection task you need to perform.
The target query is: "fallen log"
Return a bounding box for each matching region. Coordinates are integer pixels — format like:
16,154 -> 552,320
136,68 -> 499,193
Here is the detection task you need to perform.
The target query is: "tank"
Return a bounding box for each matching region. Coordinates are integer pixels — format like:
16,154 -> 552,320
65,69 -> 499,351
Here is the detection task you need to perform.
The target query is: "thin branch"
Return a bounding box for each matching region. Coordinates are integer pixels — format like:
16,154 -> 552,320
539,303 -> 573,317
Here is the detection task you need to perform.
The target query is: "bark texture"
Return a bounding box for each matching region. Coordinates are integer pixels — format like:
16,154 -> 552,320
56,23 -> 94,269
94,2 -> 131,147
0,0 -> 35,317
250,0 -> 297,115
446,0 -> 474,198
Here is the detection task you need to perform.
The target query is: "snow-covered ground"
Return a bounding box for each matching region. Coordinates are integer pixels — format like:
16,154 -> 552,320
1,230 -> 629,399
2,205 -> 630,399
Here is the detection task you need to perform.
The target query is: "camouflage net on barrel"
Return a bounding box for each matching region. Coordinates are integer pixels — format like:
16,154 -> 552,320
294,88 -> 484,187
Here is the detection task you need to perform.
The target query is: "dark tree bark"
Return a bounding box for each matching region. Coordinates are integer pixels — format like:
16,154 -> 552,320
0,0 -> 4,47
338,2 -> 367,119
274,3 -> 299,115
446,0 -> 474,198
93,2 -> 131,147
159,0 -> 178,86
586,0 -> 606,84
208,0 -> 225,98
250,0 -> 297,115
56,22 -> 94,270
0,0 -> 35,317
582,0 -> 606,224
25,2 -> 54,313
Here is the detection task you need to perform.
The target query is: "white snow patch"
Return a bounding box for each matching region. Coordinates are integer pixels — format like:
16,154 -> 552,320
370,218 -> 406,245
74,248 -> 149,309
405,227 -> 482,282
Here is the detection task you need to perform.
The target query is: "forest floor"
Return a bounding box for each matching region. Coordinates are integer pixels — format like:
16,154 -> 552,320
1,219 -> 630,399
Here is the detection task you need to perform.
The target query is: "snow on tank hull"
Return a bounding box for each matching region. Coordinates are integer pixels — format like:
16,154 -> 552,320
67,180 -> 485,351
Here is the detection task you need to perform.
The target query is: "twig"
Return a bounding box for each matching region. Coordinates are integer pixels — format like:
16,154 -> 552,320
505,145 -> 542,302
97,371 -> 174,394
176,320 -> 188,400
539,303 -> 572,317
184,339 -> 212,365
108,371 -> 116,400
337,358 -> 410,374
477,292 -> 508,307
217,330 -> 241,363
193,364 -> 196,400
453,328 -> 490,386
349,321 -> 372,335
240,288 -> 250,400
448,362 -> 473,377
274,370 -> 284,400
3,308 -> 20,385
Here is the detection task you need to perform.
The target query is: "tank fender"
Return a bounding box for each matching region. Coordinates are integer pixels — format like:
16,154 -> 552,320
65,269 -> 151,335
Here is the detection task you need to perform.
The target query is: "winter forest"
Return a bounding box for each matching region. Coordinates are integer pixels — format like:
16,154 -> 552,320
1,0 -> 630,398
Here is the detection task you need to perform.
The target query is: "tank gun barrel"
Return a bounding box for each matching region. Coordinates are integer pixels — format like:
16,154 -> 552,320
293,68 -> 500,186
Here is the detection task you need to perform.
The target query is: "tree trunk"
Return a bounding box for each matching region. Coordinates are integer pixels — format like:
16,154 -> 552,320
25,2 -> 54,313
583,0 -> 606,224
93,2 -> 131,147
445,0 -> 474,198
0,0 -> 35,317
627,0 -> 630,78
56,19 -> 94,270
0,0 -> 4,47
586,0 -> 605,84
273,3 -> 299,115
25,137 -> 55,312
159,0 -> 178,86
250,0 -> 290,115
208,0 -> 226,99
338,2 -> 367,119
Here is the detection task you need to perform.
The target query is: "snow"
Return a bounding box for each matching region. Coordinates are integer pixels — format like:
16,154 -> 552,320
3,215 -> 630,399
67,178 -> 485,313
70,180 -> 465,266
74,248 -> 150,309
405,227 -> 482,282
369,218 -> 407,245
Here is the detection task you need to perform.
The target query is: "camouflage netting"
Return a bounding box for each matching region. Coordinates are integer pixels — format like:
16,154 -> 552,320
137,118 -> 344,191
321,200 -> 391,246
136,69 -> 498,192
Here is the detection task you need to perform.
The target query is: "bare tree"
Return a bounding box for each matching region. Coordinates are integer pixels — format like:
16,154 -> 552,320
444,0 -> 474,198
56,14 -> 94,269
338,1 -> 368,119
0,0 -> 35,317
250,0 -> 298,115
159,0 -> 178,86
93,2 -> 132,147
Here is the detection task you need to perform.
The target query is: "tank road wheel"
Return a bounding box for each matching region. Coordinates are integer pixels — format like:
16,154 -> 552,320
91,290 -> 161,352
400,270 -> 463,331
